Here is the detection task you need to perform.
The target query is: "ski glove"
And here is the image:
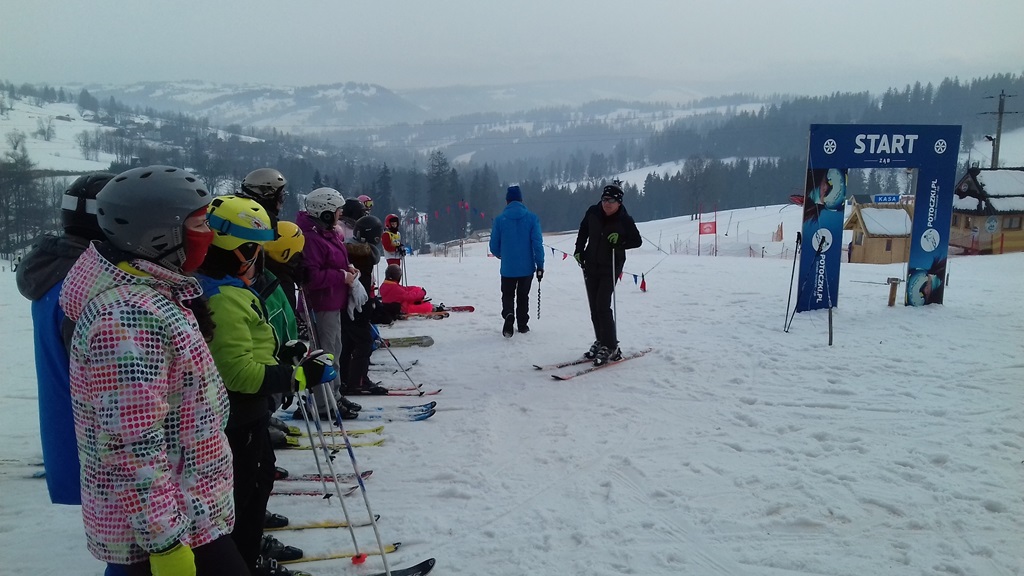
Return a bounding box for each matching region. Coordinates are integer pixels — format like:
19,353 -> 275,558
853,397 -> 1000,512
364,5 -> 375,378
573,253 -> 584,268
607,232 -> 620,245
294,350 -> 337,392
347,278 -> 368,321
536,269 -> 544,281
150,543 -> 195,576
279,340 -> 309,366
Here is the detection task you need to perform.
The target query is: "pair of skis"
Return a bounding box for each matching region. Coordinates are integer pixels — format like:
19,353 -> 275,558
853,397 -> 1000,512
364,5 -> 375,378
534,348 -> 654,380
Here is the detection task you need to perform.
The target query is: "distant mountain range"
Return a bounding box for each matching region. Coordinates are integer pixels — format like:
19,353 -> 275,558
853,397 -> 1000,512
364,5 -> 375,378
76,77 -> 707,133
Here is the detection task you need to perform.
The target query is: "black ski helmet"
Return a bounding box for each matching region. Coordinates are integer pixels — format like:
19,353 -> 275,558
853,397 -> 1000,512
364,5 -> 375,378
341,198 -> 366,222
62,172 -> 115,241
96,166 -> 212,270
353,215 -> 383,245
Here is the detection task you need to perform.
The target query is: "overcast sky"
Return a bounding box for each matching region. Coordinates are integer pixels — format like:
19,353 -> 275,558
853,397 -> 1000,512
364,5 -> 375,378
4,0 -> 1023,97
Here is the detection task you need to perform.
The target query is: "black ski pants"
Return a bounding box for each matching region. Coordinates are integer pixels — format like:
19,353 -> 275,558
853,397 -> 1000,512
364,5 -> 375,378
584,268 -> 618,348
500,275 -> 533,329
120,535 -> 251,575
226,413 -> 275,571
340,309 -> 373,393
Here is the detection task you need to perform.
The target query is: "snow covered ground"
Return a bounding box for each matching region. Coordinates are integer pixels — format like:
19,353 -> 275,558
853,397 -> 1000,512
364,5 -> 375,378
1,205 -> 1022,576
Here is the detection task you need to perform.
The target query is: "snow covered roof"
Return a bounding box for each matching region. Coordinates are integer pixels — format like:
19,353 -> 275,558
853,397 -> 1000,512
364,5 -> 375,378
953,195 -> 983,211
990,196 -> 1024,212
976,169 -> 1024,197
856,207 -> 912,236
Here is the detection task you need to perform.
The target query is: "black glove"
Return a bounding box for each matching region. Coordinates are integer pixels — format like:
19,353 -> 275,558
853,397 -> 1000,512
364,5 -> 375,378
573,253 -> 584,268
536,269 -> 544,281
278,340 -> 309,366
280,393 -> 294,411
294,350 -> 336,392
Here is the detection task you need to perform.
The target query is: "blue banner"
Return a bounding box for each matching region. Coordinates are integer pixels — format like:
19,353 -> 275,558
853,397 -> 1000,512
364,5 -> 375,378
795,124 -> 961,311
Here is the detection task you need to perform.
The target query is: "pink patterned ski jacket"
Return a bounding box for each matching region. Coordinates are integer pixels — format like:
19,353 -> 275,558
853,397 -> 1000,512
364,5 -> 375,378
60,243 -> 234,564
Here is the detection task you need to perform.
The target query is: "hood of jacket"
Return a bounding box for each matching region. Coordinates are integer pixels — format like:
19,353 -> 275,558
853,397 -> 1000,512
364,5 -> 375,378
501,201 -> 530,220
193,272 -> 247,300
16,234 -> 91,301
60,243 -> 204,324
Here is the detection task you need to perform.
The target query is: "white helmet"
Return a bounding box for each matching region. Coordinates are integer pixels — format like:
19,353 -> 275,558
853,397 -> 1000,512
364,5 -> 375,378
304,187 -> 345,225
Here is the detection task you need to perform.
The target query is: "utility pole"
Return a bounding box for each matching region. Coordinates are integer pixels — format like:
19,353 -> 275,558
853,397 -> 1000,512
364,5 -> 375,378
982,89 -> 1019,169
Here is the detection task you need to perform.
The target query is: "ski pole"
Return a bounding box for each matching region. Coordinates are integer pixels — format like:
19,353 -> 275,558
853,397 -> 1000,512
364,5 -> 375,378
536,274 -> 542,320
303,390 -> 369,565
378,337 -> 423,395
784,232 -> 801,332
322,391 -> 393,576
611,247 -> 618,325
293,389 -> 333,499
296,288 -> 342,439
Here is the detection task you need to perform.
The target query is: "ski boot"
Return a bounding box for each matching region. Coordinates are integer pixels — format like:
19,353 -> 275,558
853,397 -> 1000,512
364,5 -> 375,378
261,534 -> 303,562
502,313 -> 515,338
254,556 -> 311,576
264,510 -> 289,529
583,340 -> 601,359
593,345 -> 622,366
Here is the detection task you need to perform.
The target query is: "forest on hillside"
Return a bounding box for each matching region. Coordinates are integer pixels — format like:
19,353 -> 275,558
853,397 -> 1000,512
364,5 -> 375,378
1,72 -> 1021,251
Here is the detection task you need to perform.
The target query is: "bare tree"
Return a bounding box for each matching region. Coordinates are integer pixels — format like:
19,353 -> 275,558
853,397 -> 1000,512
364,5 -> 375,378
6,129 -> 26,151
35,117 -> 56,141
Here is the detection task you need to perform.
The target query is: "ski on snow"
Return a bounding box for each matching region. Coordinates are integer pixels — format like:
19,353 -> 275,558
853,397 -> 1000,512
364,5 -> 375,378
548,348 -> 654,380
271,484 -> 359,497
277,470 -> 374,483
436,305 -> 474,312
279,542 -> 402,564
379,335 -> 434,348
265,514 -> 381,531
369,359 -> 419,373
533,356 -> 592,370
380,387 -> 442,397
366,558 -> 436,576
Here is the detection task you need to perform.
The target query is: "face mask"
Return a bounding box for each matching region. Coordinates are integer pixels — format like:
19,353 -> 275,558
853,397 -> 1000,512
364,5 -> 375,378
180,227 -> 215,273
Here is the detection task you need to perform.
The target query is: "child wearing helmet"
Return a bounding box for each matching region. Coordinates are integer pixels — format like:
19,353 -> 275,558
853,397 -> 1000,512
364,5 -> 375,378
340,215 -> 390,396
358,194 -> 374,213
296,188 -> 363,418
379,264 -> 434,315
263,220 -> 306,312
194,195 -> 331,575
239,167 -> 288,227
17,172 -> 113,507
59,166 -> 249,574
382,213 -> 405,267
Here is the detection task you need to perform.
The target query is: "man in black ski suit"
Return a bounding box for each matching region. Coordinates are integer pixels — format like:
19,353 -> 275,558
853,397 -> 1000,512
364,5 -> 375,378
574,182 -> 642,366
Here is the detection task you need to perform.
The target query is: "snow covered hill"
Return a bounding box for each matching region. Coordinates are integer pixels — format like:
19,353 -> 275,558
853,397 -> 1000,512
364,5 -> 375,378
1,207 -> 1021,576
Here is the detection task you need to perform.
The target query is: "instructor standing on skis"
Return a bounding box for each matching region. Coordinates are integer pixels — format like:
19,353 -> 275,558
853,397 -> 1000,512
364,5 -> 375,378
574,181 -> 642,366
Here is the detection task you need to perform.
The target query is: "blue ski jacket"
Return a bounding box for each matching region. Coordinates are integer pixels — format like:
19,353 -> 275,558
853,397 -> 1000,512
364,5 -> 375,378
15,235 -> 90,505
489,201 -> 544,278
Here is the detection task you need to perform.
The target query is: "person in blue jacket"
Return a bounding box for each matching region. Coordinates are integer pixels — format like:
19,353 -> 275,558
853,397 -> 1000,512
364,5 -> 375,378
16,172 -> 130,576
16,172 -> 113,504
489,185 -> 544,337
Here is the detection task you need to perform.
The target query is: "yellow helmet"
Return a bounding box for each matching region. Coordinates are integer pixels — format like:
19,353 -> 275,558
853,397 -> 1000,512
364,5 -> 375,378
207,195 -> 274,251
265,220 -> 305,263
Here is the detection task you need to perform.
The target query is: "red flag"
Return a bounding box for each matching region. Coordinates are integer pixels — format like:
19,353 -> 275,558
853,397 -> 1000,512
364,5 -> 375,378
640,273 -> 647,292
789,194 -> 804,205
561,252 -> 568,260
699,221 -> 717,235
